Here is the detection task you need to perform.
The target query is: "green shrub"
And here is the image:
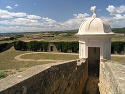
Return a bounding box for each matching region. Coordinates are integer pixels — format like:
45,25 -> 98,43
29,41 -> 40,51
39,42 -> 43,51
0,43 -> 8,52
14,40 -> 26,51
112,28 -> 125,33
53,42 -> 62,51
111,41 -> 125,54
13,40 -> 125,54
111,42 -> 115,54
10,37 -> 15,40
54,41 -> 79,53
72,42 -> 79,53
42,42 -> 49,52
26,42 -> 31,51
0,72 -> 7,78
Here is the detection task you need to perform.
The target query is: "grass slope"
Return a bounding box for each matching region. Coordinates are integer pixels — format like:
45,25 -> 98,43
0,47 -> 78,70
0,47 -> 125,70
111,55 -> 125,65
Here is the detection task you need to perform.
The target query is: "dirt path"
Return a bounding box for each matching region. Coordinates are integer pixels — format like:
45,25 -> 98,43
15,52 -> 125,62
15,52 -> 78,62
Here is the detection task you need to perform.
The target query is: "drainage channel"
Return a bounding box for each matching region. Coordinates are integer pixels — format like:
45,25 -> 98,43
82,72 -> 100,94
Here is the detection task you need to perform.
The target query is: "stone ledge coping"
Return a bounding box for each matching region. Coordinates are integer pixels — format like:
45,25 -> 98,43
105,62 -> 125,93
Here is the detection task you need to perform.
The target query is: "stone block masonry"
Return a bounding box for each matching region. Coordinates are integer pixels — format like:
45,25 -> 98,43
0,60 -> 88,94
99,61 -> 125,94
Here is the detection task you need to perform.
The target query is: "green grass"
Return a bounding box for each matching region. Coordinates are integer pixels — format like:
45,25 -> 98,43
19,37 -> 79,42
0,72 -> 7,78
21,53 -> 78,60
0,47 -> 30,70
111,56 -> 125,65
0,47 -> 52,70
0,46 -> 125,71
0,40 -> 14,44
0,47 -> 78,70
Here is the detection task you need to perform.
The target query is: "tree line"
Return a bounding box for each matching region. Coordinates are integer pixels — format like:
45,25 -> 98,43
13,40 -> 79,53
1,40 -> 125,54
112,28 -> 125,33
0,43 -> 13,52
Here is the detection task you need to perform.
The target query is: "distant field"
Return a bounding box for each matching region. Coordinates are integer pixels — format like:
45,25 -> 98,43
112,33 -> 125,41
1,32 -> 125,43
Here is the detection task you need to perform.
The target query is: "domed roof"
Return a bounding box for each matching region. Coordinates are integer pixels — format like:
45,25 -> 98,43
76,7 -> 114,36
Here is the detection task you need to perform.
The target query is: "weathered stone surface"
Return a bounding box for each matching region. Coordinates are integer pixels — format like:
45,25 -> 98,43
99,61 -> 125,94
0,60 -> 88,94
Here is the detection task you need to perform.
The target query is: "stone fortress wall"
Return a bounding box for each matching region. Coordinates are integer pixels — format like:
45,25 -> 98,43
0,60 -> 88,94
99,60 -> 125,94
0,58 -> 125,94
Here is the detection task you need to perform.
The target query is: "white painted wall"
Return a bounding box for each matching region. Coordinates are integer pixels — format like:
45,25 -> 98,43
79,36 -> 111,60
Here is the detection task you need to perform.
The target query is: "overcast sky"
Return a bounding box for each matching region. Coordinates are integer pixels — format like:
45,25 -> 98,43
0,0 -> 125,33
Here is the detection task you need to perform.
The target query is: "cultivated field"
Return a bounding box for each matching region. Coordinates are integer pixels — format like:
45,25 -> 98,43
1,32 -> 125,44
112,33 -> 125,41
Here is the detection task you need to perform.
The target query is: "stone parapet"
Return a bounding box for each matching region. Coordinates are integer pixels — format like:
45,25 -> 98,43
99,61 -> 125,94
0,60 -> 88,94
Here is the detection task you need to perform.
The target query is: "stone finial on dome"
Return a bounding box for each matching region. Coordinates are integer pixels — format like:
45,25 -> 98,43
90,6 -> 97,18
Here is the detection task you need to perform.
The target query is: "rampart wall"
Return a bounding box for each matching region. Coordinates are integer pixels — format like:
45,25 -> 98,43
0,60 -> 88,94
1,56 -> 125,94
99,60 -> 125,94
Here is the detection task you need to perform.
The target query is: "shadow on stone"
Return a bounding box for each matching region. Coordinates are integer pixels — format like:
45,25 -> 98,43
82,64 -> 100,94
